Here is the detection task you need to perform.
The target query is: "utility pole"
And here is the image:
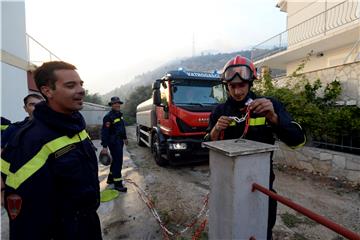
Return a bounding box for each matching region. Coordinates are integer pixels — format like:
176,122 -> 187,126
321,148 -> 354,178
192,32 -> 196,57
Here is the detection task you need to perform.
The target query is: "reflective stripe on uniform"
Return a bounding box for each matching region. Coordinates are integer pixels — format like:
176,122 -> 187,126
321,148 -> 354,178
1,158 -> 10,175
113,118 -> 121,123
249,117 -> 266,126
5,130 -> 89,190
113,178 -> 123,182
1,125 -> 9,130
290,121 -> 306,149
229,120 -> 236,126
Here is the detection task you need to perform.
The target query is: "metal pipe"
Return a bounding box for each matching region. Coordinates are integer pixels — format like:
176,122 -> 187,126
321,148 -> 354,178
252,183 -> 360,240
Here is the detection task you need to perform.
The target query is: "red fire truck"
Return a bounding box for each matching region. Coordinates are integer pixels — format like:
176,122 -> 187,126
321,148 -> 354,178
136,69 -> 226,166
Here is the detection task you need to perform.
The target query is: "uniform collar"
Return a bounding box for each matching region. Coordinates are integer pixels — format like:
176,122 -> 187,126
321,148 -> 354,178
110,110 -> 122,116
33,102 -> 86,137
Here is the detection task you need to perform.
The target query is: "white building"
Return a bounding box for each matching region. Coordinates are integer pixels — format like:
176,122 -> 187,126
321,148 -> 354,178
1,1 -> 29,121
252,0 -> 360,106
1,1 -> 107,125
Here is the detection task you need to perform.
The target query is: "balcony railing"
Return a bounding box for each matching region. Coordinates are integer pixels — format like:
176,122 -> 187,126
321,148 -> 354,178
251,0 -> 359,62
26,33 -> 61,67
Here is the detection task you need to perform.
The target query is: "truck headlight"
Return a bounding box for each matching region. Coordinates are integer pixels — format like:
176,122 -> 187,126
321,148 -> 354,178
169,143 -> 187,150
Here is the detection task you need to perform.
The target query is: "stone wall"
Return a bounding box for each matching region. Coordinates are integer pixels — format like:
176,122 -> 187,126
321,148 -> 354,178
273,61 -> 360,107
273,142 -> 360,184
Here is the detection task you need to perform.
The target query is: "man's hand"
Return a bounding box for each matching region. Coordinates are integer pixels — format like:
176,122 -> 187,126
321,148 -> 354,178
248,98 -> 278,125
124,139 -> 128,145
215,116 -> 232,131
210,116 -> 232,140
101,147 -> 108,154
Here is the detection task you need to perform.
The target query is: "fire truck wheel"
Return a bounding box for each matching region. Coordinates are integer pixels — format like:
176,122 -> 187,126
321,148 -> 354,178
152,133 -> 168,166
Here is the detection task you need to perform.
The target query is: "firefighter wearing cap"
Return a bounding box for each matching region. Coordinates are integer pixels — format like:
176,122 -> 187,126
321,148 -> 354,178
101,96 -> 128,192
206,55 -> 306,240
1,61 -> 102,239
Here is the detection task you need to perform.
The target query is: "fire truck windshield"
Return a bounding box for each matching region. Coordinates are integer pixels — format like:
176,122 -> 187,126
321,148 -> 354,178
171,80 -> 226,105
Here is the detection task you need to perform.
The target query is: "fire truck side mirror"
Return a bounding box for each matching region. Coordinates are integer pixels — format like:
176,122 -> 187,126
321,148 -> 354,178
152,80 -> 161,90
153,89 -> 161,106
153,80 -> 161,106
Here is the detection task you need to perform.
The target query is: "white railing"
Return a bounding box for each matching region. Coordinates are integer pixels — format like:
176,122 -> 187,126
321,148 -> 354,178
26,33 -> 61,66
251,0 -> 359,62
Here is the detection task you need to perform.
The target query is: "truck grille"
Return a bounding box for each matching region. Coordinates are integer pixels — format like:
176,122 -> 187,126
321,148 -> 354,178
176,118 -> 208,133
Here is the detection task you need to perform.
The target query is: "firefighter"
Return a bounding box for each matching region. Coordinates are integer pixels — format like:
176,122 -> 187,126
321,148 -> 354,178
1,117 -> 11,135
101,96 -> 128,192
1,61 -> 102,240
207,55 -> 306,240
1,94 -> 44,149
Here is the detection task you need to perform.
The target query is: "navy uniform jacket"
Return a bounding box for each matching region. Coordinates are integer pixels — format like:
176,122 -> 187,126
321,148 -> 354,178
208,91 -> 306,147
1,117 -> 29,149
101,110 -> 127,148
1,116 -> 11,136
1,102 -> 101,240
207,92 -> 306,184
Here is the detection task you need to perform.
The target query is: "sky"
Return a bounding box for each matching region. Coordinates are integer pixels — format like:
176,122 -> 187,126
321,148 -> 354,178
25,0 -> 287,94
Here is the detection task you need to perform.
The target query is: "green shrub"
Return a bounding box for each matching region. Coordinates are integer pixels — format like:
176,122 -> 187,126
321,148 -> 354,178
253,58 -> 360,150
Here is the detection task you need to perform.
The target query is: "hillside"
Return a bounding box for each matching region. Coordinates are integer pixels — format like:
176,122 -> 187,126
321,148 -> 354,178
102,50 -> 252,101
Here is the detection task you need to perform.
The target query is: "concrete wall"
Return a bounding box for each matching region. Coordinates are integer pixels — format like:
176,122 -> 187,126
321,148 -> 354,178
274,141 -> 360,184
1,1 -> 29,122
274,61 -> 360,106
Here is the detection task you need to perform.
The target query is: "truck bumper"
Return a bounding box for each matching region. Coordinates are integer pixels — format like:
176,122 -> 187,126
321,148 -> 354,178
166,138 -> 209,164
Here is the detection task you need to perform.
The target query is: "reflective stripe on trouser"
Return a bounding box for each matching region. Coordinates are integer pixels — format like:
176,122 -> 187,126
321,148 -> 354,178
108,140 -> 124,180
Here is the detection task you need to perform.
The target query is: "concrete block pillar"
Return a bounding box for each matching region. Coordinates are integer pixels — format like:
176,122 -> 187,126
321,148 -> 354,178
202,139 -> 277,240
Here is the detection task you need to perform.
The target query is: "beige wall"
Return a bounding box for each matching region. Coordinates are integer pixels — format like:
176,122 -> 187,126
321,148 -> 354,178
275,61 -> 360,106
286,43 -> 360,73
285,0 -> 346,27
284,0 -> 355,47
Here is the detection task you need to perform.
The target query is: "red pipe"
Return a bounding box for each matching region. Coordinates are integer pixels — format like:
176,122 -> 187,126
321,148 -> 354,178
252,183 -> 360,240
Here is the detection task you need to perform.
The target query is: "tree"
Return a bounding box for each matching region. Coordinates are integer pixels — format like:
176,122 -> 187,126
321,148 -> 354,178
122,85 -> 152,124
84,90 -> 103,105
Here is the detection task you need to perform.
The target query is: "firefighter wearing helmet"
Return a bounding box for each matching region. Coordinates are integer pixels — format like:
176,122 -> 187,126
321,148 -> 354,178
206,55 -> 306,239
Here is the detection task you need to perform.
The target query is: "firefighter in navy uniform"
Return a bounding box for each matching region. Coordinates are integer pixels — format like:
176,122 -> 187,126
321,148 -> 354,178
1,61 -> 102,240
1,94 -> 43,149
207,56 -> 306,240
1,116 -> 11,135
101,96 -> 128,192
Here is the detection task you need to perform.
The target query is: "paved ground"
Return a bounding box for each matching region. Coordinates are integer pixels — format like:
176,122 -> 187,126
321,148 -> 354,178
1,140 -> 162,240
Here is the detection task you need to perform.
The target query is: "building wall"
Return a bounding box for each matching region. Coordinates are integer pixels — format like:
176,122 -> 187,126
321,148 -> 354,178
80,110 -> 107,126
1,1 -> 29,122
286,1 -> 350,47
275,61 -> 360,106
286,43 -> 360,73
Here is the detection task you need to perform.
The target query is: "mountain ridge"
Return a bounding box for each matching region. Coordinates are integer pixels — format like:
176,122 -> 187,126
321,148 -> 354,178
102,50 -> 252,101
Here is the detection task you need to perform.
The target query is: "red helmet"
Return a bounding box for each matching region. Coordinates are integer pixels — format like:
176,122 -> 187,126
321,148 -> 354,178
221,55 -> 257,82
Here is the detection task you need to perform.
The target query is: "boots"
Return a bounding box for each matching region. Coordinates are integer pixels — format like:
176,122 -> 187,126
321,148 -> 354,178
106,174 -> 114,184
114,181 -> 127,192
